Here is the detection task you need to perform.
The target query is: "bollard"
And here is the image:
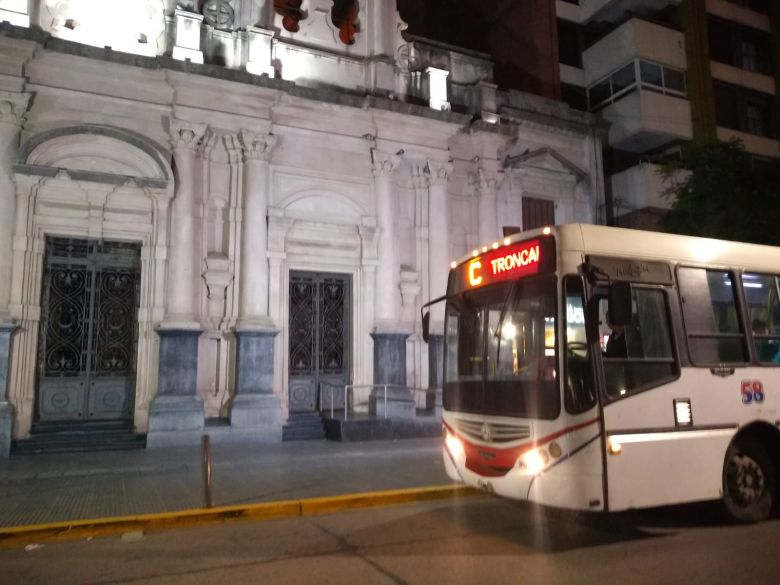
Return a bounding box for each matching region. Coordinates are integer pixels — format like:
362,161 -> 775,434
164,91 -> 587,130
202,434 -> 213,508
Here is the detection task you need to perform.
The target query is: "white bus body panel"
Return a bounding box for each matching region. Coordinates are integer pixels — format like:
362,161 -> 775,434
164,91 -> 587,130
603,367 -> 778,511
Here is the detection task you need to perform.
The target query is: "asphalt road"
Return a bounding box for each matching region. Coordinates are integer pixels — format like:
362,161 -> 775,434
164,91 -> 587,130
3,496 -> 779,585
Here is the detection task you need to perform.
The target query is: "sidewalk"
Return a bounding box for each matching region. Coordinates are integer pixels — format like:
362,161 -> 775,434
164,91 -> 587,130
0,437 -> 450,528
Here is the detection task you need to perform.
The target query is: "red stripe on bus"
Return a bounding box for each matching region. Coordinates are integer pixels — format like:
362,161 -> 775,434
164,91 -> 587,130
444,417 -> 600,475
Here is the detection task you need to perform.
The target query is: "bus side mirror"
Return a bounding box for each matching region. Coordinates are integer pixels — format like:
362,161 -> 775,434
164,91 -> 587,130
421,311 -> 430,343
608,281 -> 632,327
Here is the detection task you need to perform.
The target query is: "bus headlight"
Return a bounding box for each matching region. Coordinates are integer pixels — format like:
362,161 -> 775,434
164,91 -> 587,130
519,448 -> 548,475
445,431 -> 465,460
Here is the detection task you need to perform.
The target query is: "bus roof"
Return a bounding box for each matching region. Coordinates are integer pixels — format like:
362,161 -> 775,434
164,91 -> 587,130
454,224 -> 780,274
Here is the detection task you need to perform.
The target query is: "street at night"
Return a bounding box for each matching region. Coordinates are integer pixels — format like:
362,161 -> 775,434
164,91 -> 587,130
3,497 -> 780,585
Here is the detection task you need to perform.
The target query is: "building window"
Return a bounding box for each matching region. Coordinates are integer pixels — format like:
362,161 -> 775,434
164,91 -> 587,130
726,0 -> 769,15
558,19 -> 583,68
588,59 -> 686,111
522,197 -> 555,231
714,82 -> 776,138
707,16 -> 773,75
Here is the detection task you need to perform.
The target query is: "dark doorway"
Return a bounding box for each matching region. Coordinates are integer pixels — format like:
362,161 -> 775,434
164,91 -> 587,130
36,237 -> 141,423
288,272 -> 351,413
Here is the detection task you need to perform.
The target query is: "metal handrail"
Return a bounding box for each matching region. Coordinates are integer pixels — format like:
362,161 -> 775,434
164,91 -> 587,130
318,383 -> 434,420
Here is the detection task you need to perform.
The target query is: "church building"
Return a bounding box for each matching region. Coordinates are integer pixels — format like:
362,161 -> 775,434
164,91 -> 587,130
0,0 -> 606,454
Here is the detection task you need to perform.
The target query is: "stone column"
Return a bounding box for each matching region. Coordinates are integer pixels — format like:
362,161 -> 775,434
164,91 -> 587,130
0,92 -> 28,457
370,148 -> 412,418
477,166 -> 501,244
230,130 -> 281,442
148,120 -> 208,448
164,121 -> 206,328
426,160 -> 452,417
0,92 -> 29,320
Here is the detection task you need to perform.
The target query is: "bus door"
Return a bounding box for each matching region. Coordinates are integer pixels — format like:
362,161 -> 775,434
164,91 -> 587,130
597,275 -> 735,511
543,275 -> 605,511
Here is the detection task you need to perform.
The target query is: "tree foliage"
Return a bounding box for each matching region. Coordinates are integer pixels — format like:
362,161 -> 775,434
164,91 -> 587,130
660,139 -> 780,246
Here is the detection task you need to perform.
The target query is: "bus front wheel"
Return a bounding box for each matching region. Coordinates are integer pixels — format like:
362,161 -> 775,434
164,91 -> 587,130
722,438 -> 775,523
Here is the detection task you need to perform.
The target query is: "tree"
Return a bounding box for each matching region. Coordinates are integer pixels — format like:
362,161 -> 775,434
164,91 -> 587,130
660,139 -> 780,246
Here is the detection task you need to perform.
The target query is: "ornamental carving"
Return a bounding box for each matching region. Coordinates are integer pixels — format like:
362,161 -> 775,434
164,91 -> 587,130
471,166 -> 503,195
0,92 -> 31,127
426,160 -> 453,187
170,120 -> 209,152
370,149 -> 401,179
239,130 -> 278,162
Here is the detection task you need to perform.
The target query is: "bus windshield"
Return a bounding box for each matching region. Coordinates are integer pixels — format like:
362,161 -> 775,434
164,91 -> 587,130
443,275 -> 559,419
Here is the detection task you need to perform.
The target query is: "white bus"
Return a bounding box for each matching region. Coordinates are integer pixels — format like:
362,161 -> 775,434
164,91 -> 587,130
422,224 -> 780,522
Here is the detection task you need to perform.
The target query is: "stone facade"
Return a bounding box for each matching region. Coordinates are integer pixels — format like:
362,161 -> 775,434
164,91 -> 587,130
0,0 -> 606,451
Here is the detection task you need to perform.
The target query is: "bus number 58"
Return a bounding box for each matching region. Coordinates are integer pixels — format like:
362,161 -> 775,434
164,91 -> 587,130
741,380 -> 765,404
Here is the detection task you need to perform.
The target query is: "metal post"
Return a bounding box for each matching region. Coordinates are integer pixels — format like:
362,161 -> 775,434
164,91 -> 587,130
344,385 -> 348,421
202,435 -> 213,508
384,384 -> 388,419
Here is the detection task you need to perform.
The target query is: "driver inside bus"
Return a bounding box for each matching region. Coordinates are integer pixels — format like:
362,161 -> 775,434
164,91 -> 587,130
605,312 -> 628,358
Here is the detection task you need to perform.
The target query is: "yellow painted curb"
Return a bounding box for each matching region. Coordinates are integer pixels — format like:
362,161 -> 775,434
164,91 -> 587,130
0,484 -> 480,549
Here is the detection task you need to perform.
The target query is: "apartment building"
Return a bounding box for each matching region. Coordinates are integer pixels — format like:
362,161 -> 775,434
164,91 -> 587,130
556,0 -> 779,227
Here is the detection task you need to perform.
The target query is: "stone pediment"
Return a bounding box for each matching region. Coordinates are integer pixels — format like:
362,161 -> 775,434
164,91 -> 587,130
15,125 -> 171,188
503,147 -> 586,182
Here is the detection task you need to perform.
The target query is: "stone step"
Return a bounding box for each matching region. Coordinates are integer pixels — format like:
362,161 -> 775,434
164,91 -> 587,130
282,412 -> 326,441
12,430 -> 146,455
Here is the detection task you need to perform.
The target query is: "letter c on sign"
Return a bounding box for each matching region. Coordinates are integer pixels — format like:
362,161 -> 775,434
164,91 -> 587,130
468,261 -> 483,287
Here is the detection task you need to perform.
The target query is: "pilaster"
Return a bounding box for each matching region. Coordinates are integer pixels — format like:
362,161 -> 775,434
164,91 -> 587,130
427,159 -> 452,330
474,164 -> 503,244
0,91 -> 30,321
370,147 -> 402,331
236,130 -> 277,330
163,120 -> 208,329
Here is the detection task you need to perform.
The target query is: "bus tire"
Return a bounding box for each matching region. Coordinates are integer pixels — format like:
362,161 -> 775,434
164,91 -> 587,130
722,438 -> 775,523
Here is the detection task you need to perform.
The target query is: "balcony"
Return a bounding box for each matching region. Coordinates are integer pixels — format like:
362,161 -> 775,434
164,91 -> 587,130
583,18 -> 686,87
602,87 -> 692,151
584,19 -> 691,151
580,0 -> 681,23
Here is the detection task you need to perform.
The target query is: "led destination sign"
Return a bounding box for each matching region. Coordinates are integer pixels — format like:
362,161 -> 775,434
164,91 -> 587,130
451,237 -> 555,294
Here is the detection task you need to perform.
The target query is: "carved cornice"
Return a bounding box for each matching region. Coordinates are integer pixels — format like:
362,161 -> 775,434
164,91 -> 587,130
240,130 -> 277,162
170,120 -> 209,152
0,92 -> 31,128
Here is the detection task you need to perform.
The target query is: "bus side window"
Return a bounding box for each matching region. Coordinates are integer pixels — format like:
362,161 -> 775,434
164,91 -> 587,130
678,268 -> 748,364
564,276 -> 595,413
598,287 -> 677,399
743,273 -> 780,364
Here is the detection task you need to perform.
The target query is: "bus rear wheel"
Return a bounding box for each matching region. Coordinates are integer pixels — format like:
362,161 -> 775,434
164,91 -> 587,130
722,439 -> 775,523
